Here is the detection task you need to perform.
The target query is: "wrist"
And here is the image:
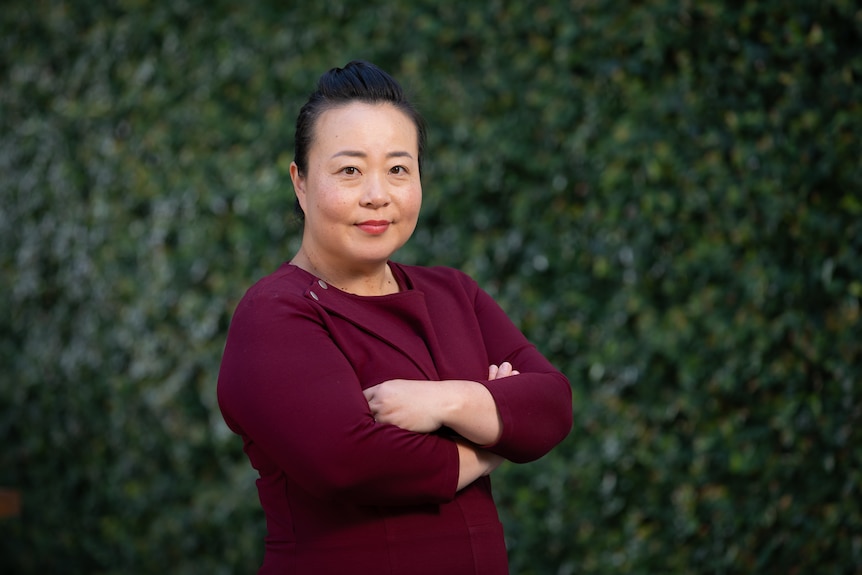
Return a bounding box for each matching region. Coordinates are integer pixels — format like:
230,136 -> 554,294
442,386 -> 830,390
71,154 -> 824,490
437,380 -> 468,429
439,380 -> 502,446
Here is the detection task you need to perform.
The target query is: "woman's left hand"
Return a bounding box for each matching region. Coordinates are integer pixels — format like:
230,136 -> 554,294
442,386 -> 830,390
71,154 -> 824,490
363,379 -> 446,433
363,364 -> 514,442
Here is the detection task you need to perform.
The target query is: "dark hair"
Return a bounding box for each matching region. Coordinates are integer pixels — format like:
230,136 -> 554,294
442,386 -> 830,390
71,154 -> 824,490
292,61 -> 426,218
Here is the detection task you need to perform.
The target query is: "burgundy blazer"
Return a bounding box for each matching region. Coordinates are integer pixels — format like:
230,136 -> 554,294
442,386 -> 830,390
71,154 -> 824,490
218,262 -> 572,574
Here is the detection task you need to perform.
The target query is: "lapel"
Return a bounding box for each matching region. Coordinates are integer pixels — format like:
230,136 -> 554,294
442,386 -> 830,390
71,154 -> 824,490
300,274 -> 442,380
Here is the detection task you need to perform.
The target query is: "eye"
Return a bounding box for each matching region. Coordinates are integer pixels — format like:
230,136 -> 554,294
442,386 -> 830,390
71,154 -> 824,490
390,165 -> 408,175
341,166 -> 359,175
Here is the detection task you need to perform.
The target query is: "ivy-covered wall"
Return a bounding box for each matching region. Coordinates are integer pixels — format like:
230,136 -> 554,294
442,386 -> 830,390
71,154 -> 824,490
2,1 -> 860,573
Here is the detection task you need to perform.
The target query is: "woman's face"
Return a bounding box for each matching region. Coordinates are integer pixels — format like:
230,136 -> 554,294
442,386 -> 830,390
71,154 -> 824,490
290,102 -> 422,273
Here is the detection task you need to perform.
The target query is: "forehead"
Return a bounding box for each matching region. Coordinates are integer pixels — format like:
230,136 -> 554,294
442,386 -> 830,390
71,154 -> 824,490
312,102 -> 418,151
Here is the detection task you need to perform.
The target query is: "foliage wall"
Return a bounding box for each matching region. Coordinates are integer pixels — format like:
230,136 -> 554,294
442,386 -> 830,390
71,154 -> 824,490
2,1 -> 860,573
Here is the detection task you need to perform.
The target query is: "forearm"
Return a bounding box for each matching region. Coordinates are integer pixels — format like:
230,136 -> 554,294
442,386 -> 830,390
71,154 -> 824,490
479,369 -> 573,463
438,379 -> 503,447
455,440 -> 503,490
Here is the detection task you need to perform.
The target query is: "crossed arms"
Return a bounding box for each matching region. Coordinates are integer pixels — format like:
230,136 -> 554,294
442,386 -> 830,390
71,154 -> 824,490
363,362 -> 520,490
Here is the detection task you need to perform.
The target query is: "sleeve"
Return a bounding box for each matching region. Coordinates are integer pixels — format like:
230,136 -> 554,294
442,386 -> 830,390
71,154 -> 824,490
470,282 -> 573,463
217,285 -> 460,506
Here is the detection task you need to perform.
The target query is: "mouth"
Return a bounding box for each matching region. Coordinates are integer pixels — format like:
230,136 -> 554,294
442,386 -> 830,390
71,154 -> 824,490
355,220 -> 391,235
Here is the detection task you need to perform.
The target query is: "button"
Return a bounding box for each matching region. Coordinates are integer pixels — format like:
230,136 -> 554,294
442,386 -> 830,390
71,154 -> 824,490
318,279 -> 328,289
309,291 -> 319,301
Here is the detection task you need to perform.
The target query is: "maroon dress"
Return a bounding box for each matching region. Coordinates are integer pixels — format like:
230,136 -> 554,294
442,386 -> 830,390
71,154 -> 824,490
217,262 -> 572,574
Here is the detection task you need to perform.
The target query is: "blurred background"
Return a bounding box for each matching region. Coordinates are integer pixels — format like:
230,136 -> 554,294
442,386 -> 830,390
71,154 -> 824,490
1,1 -> 860,573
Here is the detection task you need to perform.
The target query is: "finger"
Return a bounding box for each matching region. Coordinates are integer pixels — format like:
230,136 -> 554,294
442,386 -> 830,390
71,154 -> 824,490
488,364 -> 499,379
499,362 -> 512,376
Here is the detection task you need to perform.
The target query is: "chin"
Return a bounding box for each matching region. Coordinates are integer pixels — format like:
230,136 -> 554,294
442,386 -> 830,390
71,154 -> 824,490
354,246 -> 402,265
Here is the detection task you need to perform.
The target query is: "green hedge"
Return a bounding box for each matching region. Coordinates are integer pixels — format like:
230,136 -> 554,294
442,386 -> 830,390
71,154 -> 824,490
2,1 -> 860,573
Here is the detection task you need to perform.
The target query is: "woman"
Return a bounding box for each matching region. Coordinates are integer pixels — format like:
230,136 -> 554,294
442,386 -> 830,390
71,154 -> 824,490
217,60 -> 572,574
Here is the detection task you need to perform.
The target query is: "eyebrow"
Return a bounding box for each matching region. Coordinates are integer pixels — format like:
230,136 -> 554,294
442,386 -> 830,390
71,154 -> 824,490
331,150 -> 415,160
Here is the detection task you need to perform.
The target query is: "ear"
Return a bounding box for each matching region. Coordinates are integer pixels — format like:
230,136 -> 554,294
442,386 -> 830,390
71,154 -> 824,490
289,162 -> 307,213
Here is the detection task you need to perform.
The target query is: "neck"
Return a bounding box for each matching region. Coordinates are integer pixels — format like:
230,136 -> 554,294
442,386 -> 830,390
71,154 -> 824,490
291,250 -> 399,296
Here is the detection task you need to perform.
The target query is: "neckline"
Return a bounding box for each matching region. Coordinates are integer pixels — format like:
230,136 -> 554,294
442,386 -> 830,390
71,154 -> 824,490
286,261 -> 412,298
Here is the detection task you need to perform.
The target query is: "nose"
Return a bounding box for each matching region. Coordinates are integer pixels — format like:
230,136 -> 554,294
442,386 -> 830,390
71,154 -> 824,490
361,174 -> 390,208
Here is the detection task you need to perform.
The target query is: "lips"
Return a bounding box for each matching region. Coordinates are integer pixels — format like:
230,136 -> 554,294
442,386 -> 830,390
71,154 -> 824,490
356,220 -> 391,235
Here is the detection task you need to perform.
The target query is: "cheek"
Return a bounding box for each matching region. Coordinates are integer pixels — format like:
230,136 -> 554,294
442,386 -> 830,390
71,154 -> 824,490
405,186 -> 422,218
310,184 -> 349,219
